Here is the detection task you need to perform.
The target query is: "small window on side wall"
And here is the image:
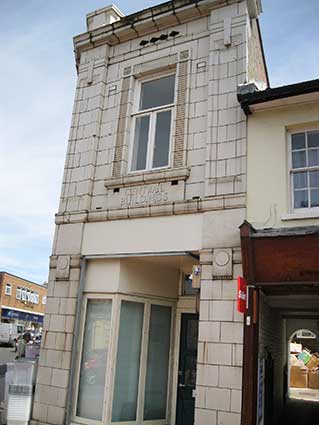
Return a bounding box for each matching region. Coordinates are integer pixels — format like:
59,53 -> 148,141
290,130 -> 319,210
5,284 -> 11,296
130,74 -> 175,172
16,287 -> 22,300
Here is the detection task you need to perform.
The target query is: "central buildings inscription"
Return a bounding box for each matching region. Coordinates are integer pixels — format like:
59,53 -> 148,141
120,183 -> 169,207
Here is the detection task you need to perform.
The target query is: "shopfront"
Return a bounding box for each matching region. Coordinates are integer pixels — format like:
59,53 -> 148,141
69,254 -> 199,425
1,307 -> 44,327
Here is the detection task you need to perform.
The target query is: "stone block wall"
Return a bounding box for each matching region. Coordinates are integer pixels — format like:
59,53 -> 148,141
248,18 -> 268,87
59,45 -> 110,214
32,254 -> 81,425
196,248 -> 243,425
204,2 -> 248,199
55,1 -> 261,224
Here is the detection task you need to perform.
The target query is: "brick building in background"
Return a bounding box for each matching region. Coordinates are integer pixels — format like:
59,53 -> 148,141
31,1 -> 268,425
0,272 -> 47,329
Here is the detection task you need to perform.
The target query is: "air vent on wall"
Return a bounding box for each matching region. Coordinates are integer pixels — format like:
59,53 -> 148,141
139,31 -> 179,47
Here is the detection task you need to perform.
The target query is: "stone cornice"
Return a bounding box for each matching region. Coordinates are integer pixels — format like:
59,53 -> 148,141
104,167 -> 190,189
73,0 -> 241,64
55,193 -> 246,225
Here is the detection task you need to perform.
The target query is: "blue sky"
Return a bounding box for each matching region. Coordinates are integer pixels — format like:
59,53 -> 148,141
0,0 -> 318,284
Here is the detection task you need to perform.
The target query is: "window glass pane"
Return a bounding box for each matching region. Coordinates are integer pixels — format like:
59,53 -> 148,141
140,75 -> 175,110
292,151 -> 306,168
294,190 -> 308,209
112,301 -> 144,422
293,172 -> 307,189
291,133 -> 305,150
310,171 -> 319,188
308,131 -> 319,148
77,300 -> 112,421
144,305 -> 171,421
16,288 -> 21,300
131,116 -> 150,171
308,149 -> 319,167
311,189 -> 319,207
152,110 -> 171,168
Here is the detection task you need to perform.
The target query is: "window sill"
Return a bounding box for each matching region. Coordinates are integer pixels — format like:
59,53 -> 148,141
281,211 -> 319,221
104,166 -> 190,189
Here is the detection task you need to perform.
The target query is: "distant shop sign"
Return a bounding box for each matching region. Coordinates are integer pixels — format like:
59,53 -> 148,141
1,308 -> 43,324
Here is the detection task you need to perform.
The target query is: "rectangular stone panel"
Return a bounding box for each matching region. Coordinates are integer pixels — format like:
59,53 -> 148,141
107,181 -> 185,209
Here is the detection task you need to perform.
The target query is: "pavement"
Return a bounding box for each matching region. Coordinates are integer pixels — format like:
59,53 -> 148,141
0,346 -> 16,365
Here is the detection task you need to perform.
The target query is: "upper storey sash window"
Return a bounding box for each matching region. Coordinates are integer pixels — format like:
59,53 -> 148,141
130,74 -> 175,172
290,130 -> 319,210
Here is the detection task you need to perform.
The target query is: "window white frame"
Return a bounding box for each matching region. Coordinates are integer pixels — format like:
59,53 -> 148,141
16,287 -> 22,300
288,128 -> 319,213
128,73 -> 177,173
5,283 -> 11,296
109,295 -> 175,425
42,295 -> 47,305
26,290 -> 31,302
73,294 -> 175,425
21,288 -> 26,301
73,294 -> 116,425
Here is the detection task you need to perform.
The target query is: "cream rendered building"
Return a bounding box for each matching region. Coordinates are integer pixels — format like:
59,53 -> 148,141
238,79 -> 319,425
31,1 -> 268,425
244,83 -> 319,228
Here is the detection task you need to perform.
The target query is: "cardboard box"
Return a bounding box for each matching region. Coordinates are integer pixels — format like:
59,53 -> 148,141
306,354 -> 319,370
298,350 -> 312,365
308,371 -> 319,389
290,366 -> 308,388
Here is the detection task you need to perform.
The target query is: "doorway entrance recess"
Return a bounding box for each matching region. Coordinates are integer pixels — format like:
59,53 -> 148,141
176,313 -> 198,425
239,221 -> 319,425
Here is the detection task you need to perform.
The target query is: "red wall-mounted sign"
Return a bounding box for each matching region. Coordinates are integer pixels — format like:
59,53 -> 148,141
237,276 -> 247,313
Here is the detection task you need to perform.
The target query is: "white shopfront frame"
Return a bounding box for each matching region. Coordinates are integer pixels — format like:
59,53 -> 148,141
73,293 -> 116,425
72,293 -> 177,425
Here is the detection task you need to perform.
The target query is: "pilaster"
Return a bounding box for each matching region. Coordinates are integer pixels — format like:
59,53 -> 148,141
195,247 -> 244,425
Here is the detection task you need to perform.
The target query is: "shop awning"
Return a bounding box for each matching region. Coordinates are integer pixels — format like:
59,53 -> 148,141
1,307 -> 44,324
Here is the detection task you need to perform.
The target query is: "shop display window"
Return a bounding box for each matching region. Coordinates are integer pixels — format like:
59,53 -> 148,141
76,299 -> 112,421
112,299 -> 173,423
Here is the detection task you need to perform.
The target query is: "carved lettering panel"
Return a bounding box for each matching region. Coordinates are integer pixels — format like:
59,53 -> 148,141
120,183 -> 168,207
107,182 -> 185,209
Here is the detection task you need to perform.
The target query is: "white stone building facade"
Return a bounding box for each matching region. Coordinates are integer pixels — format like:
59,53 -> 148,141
31,1 -> 268,425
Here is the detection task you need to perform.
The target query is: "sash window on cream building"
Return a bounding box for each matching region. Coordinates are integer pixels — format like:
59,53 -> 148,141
290,130 -> 319,210
130,74 -> 175,172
